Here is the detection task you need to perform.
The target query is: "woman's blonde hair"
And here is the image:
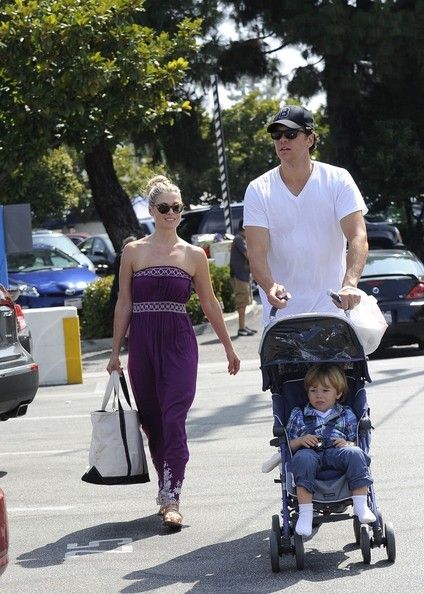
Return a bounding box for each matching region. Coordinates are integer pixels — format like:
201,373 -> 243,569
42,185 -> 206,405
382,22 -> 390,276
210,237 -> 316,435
145,175 -> 181,207
304,364 -> 347,398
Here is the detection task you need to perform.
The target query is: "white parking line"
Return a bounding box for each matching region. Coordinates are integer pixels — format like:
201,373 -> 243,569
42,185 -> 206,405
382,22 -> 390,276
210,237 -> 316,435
0,449 -> 76,456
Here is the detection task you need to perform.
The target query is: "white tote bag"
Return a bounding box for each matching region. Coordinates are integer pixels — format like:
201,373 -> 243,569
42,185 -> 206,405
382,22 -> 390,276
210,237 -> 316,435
81,371 -> 150,485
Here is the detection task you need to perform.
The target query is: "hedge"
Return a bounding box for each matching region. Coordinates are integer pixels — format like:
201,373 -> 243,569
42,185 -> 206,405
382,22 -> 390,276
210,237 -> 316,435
80,264 -> 236,339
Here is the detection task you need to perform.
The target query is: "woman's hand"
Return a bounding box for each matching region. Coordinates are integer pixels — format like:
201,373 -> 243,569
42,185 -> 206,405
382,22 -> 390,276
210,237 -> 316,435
332,437 -> 353,448
107,355 -> 122,375
226,348 -> 240,375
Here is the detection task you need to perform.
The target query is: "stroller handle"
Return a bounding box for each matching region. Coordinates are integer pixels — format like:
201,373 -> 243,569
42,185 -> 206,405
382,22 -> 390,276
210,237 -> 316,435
268,290 -> 345,324
269,294 -> 290,323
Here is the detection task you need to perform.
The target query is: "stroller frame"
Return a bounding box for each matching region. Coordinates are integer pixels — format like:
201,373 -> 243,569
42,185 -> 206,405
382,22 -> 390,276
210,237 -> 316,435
259,312 -> 396,571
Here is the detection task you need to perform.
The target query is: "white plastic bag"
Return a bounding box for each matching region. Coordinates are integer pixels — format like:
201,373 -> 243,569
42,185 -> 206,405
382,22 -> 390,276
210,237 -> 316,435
344,288 -> 388,354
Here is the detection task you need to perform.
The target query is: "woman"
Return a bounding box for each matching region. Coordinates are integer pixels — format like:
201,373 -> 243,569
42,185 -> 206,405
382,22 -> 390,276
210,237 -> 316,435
107,175 -> 240,530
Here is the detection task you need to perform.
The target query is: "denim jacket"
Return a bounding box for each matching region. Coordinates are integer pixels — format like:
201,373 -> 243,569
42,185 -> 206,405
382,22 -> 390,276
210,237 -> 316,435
286,402 -> 357,444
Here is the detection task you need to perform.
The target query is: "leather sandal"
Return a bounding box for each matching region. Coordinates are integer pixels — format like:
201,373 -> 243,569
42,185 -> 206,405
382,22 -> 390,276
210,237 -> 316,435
162,503 -> 183,529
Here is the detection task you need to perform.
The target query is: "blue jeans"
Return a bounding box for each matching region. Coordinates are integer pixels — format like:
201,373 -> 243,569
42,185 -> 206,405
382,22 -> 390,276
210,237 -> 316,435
291,446 -> 373,493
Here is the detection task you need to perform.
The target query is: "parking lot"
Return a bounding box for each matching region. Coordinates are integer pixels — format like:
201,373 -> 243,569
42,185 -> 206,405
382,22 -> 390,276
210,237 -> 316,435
1,306 -> 424,592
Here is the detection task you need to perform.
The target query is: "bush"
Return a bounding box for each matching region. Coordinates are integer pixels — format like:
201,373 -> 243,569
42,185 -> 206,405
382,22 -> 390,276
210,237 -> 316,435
80,264 -> 236,338
209,263 -> 235,313
186,292 -> 206,325
80,276 -> 114,339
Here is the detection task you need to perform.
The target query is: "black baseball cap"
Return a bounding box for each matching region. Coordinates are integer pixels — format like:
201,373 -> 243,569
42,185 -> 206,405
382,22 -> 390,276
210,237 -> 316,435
267,105 -> 314,132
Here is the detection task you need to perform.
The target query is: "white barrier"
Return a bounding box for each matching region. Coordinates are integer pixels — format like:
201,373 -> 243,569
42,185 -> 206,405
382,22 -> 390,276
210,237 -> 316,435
209,240 -> 233,267
23,307 -> 82,386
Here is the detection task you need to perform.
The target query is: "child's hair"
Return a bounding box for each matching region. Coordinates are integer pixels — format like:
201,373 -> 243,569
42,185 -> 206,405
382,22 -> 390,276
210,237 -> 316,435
304,364 -> 347,399
145,175 -> 181,207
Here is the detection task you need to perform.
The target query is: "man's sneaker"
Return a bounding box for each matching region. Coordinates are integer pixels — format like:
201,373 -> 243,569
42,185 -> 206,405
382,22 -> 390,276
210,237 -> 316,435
245,326 -> 257,334
238,327 -> 255,336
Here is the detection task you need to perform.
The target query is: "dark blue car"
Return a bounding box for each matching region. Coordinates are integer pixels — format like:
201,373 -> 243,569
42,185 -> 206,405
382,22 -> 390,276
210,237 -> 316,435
7,245 -> 98,309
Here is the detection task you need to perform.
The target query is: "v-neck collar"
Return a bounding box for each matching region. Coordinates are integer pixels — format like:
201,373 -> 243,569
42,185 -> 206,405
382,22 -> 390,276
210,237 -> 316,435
278,162 -> 315,198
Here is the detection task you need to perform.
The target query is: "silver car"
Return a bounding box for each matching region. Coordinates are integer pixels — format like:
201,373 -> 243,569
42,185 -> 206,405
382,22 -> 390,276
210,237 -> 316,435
0,284 -> 39,421
32,230 -> 96,272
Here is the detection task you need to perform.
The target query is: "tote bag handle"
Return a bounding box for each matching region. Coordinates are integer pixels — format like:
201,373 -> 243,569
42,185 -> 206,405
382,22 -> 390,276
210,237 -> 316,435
101,370 -> 133,411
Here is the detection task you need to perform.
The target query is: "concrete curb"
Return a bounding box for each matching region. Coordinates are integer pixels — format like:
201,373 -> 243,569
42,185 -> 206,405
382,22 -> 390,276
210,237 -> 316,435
81,302 -> 259,355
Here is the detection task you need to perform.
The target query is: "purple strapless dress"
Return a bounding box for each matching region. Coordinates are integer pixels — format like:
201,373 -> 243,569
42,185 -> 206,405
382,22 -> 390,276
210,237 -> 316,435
127,266 -> 198,506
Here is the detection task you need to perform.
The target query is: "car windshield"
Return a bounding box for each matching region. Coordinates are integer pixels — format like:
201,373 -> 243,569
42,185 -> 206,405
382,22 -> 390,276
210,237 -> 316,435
7,248 -> 80,272
362,253 -> 424,277
33,233 -> 80,254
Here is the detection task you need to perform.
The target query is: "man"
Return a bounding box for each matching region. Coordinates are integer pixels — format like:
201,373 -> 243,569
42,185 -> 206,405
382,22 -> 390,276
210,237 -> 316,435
243,104 -> 368,325
229,219 -> 257,336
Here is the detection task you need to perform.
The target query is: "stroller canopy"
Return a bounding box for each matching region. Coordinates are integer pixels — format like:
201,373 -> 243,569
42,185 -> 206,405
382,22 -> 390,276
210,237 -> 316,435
259,313 -> 367,368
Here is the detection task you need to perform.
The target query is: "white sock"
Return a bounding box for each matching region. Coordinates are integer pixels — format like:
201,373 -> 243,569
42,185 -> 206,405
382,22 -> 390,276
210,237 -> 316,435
352,495 -> 376,524
261,451 -> 281,473
296,503 -> 313,536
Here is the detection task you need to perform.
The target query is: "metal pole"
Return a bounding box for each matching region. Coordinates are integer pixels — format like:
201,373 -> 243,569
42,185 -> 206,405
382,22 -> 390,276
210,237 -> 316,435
210,74 -> 232,234
0,206 -> 8,286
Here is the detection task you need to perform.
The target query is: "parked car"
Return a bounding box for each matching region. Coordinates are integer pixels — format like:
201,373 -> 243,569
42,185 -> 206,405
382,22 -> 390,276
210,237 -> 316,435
7,245 -> 98,310
0,488 -> 8,576
6,286 -> 33,353
364,215 -> 404,249
32,230 -> 96,272
358,249 -> 424,349
178,203 -> 243,244
78,234 -> 117,275
138,217 -> 155,236
66,232 -> 90,246
0,284 -> 39,421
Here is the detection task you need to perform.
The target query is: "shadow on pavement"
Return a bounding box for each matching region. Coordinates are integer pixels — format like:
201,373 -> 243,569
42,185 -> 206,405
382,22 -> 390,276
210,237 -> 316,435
121,529 -> 381,593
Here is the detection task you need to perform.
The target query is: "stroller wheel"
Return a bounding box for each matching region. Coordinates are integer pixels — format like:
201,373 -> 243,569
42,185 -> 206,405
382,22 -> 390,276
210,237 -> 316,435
360,525 -> 371,565
353,516 -> 361,545
271,514 -> 281,540
269,529 -> 280,573
384,522 -> 396,563
294,532 -> 305,570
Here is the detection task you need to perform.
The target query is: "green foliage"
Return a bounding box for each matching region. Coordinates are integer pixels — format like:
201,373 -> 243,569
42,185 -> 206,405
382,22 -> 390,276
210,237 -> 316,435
186,292 -> 205,325
0,0 -> 201,173
80,275 -> 114,339
208,263 -> 235,313
113,144 -> 168,199
1,146 -> 85,224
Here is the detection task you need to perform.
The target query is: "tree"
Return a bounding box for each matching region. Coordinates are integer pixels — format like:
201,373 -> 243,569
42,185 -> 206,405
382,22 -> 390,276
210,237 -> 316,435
0,0 -> 200,248
1,146 -> 85,227
219,0 -> 424,249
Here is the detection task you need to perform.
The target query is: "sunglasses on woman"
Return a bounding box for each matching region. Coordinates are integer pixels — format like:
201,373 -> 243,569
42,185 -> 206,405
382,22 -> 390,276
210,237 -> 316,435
270,128 -> 305,141
154,202 -> 184,214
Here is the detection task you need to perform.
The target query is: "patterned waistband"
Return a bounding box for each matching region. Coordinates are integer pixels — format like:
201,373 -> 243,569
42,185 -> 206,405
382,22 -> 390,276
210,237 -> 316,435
133,301 -> 187,314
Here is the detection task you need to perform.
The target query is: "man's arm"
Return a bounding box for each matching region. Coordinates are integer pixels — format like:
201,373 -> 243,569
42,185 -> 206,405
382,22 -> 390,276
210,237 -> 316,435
338,211 -> 369,310
245,226 -> 289,309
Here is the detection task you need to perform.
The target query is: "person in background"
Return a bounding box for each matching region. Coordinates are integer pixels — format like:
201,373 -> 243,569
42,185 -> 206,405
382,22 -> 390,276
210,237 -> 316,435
107,175 -> 240,530
230,219 -> 257,337
243,104 -> 368,325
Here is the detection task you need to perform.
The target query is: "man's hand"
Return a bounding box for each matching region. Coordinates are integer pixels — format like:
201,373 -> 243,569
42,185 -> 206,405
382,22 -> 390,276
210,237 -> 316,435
335,287 -> 361,311
267,283 -> 291,309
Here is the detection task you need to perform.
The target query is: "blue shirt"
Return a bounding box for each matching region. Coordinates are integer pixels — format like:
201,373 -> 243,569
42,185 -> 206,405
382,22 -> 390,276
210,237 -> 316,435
286,402 -> 357,443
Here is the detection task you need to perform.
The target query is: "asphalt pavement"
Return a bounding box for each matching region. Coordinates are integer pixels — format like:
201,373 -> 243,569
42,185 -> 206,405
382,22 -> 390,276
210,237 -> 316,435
1,301 -> 424,593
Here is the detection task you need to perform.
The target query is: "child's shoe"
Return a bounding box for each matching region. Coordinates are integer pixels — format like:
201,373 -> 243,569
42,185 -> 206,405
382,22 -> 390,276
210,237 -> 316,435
261,451 -> 281,473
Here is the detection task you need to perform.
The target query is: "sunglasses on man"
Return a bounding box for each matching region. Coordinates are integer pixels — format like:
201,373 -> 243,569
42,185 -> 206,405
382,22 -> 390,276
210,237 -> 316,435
154,202 -> 184,214
270,128 -> 306,141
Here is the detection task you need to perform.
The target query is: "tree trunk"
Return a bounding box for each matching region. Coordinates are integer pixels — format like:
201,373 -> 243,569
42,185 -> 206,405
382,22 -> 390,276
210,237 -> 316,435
84,142 -> 142,251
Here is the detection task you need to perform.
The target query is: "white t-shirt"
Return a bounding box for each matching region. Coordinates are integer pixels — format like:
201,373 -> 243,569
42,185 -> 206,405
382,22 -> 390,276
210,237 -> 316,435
243,161 -> 368,325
